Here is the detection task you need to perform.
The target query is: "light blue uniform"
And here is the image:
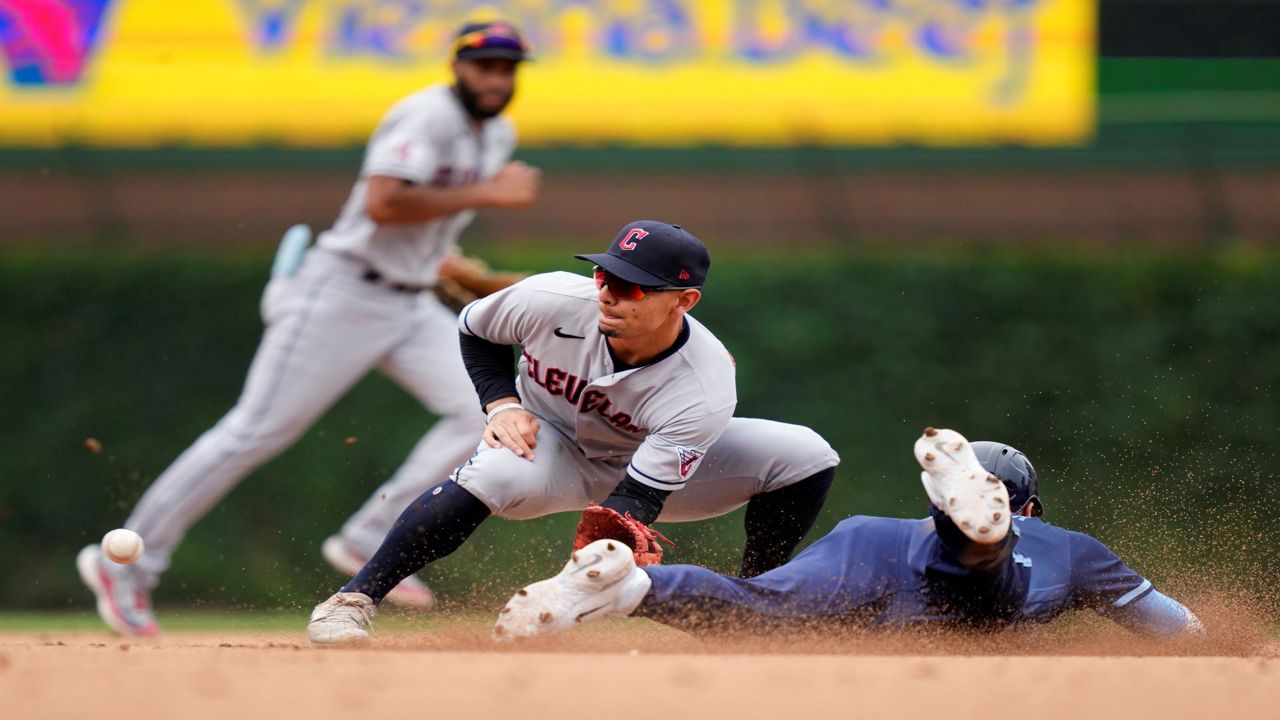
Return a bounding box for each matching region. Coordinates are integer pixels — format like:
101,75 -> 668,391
639,513 -> 1195,636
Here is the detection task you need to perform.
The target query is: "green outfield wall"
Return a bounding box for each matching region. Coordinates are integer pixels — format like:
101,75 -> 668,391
2,247 -> 1277,612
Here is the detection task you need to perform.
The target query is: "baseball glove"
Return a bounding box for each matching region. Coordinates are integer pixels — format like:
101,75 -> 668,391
573,504 -> 674,567
433,253 -> 527,313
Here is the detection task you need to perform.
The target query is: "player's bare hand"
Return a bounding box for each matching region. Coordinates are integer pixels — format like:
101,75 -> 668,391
484,162 -> 541,209
485,408 -> 540,461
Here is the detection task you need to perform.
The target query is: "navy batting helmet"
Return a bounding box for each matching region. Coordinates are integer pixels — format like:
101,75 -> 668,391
971,441 -> 1043,517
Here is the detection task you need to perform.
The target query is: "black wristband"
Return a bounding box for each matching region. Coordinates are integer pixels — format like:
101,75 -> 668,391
459,332 -> 519,411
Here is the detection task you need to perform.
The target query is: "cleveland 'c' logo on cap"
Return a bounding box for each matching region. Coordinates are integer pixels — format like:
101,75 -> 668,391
619,228 -> 648,251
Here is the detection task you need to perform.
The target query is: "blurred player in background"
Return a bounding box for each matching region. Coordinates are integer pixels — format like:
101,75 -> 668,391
304,220 -> 841,646
495,428 -> 1204,641
77,20 -> 540,636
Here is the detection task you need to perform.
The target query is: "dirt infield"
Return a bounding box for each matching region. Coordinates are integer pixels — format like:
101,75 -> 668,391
3,619 -> 1277,720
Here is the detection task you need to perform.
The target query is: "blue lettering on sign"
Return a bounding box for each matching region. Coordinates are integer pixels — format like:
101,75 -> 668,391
333,0 -> 428,60
314,0 -> 703,63
734,0 -> 1039,62
730,0 -> 1039,101
225,0 -> 1040,101
235,0 -> 308,52
736,0 -> 891,62
918,0 -> 986,59
602,0 -> 697,62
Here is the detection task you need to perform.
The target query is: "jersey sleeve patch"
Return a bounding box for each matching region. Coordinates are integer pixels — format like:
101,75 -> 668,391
364,132 -> 435,184
677,446 -> 705,478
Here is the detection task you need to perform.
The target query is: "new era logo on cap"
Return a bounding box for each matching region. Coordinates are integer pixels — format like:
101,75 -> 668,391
574,220 -> 711,289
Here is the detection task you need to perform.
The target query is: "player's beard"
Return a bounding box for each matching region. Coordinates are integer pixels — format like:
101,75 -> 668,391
455,78 -> 513,120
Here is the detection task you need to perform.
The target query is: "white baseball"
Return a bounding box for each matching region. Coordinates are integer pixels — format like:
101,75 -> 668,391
102,528 -> 145,564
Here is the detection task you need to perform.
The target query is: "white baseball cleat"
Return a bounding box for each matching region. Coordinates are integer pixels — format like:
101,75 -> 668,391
492,539 -> 651,641
307,592 -> 376,646
914,427 -> 1011,544
75,544 -> 160,637
321,535 -> 436,610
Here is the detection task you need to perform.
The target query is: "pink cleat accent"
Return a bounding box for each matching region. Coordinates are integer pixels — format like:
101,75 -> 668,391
75,544 -> 160,636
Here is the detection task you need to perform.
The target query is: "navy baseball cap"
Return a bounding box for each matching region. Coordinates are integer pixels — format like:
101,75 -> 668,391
575,220 -> 710,289
453,21 -> 531,62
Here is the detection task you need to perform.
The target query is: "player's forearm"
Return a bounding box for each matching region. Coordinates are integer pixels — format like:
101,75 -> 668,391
366,181 -> 497,224
459,332 -> 519,411
1109,588 -> 1206,638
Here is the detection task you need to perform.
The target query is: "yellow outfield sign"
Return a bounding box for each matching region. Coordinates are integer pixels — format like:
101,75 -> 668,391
0,0 -> 1094,147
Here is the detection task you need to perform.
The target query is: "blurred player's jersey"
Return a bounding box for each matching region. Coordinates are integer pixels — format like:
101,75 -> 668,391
318,84 -> 516,285
647,515 -> 1151,628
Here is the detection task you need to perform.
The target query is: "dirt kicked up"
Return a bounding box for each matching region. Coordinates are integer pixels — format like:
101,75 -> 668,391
2,612 -> 1277,720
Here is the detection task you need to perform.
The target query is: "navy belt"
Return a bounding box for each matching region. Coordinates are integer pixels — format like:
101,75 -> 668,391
361,268 -> 431,294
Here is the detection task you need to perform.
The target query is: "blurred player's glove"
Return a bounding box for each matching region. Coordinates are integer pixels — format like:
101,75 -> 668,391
573,504 -> 673,567
433,253 -> 527,313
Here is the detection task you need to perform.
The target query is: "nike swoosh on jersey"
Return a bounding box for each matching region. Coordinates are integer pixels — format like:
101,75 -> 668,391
554,327 -> 586,339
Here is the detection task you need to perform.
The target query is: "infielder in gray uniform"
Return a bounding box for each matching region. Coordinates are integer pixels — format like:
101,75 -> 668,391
77,21 -> 540,636
307,220 -> 841,645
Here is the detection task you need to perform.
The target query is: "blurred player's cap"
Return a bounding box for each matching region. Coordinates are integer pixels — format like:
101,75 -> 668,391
453,21 -> 531,62
576,220 -> 711,289
972,441 -> 1043,517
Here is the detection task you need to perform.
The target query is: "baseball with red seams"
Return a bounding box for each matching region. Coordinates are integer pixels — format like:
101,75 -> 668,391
102,528 -> 145,564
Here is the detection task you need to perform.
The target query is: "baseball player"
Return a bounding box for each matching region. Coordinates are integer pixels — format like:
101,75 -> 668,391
76,20 -> 540,636
495,427 -> 1204,640
306,220 -> 842,645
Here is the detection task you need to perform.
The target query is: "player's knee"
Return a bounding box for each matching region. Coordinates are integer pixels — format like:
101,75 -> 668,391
463,478 -> 520,516
778,424 -> 839,467
751,426 -> 838,493
792,425 -> 838,461
211,411 -> 304,458
451,455 -> 533,518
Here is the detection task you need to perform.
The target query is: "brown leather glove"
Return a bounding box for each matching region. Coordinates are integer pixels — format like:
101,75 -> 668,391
433,253 -> 527,313
573,504 -> 673,567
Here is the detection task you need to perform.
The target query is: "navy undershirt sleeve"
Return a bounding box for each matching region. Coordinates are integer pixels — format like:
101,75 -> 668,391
459,332 -> 519,411
602,473 -> 672,525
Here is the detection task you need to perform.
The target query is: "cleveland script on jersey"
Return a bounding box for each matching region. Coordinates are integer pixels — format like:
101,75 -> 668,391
461,272 -> 737,491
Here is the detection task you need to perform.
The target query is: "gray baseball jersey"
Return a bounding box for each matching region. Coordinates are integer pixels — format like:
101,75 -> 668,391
318,83 -> 517,285
460,272 -> 737,491
115,85 -> 510,587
